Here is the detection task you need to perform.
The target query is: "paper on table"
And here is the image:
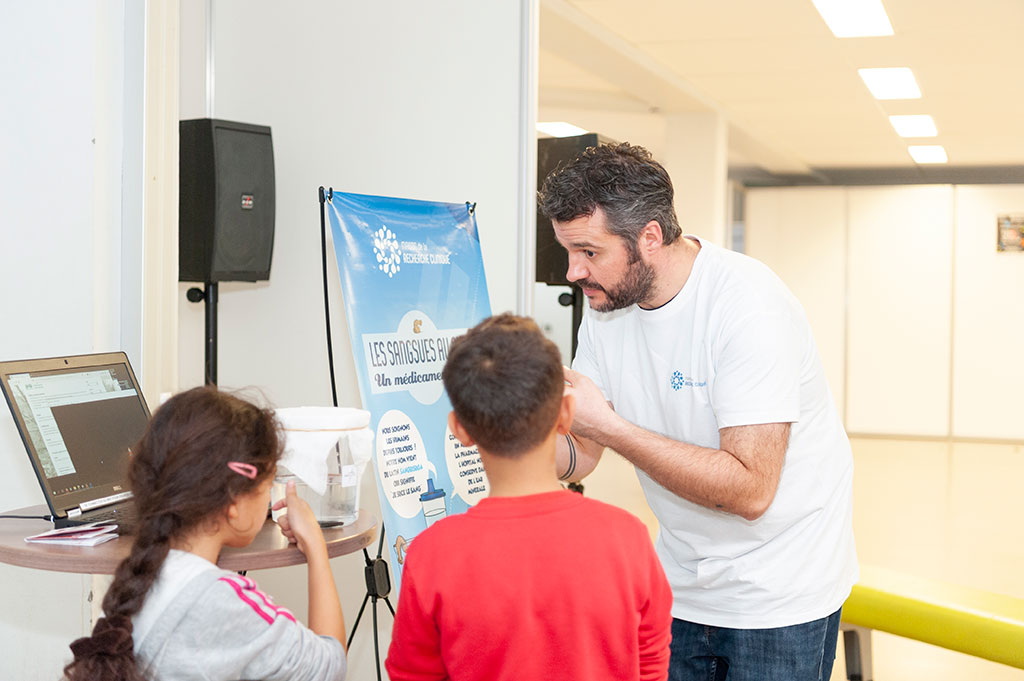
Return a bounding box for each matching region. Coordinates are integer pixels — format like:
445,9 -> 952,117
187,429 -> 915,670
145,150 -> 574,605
29,533 -> 119,547
25,523 -> 119,546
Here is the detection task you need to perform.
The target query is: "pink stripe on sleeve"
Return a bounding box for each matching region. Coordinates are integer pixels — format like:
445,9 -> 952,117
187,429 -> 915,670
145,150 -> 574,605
219,575 -> 296,624
250,584 -> 297,623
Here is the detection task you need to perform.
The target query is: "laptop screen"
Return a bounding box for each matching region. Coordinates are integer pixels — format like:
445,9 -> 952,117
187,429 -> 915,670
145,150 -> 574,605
0,353 -> 151,516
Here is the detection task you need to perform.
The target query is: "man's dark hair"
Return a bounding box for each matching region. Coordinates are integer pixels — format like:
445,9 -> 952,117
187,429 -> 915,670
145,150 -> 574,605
442,313 -> 564,457
538,142 -> 681,247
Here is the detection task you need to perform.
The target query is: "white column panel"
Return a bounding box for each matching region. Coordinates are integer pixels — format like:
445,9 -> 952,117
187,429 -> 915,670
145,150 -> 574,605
0,3 -> 96,363
663,112 -> 728,244
516,0 -> 539,315
952,185 -> 1024,440
119,0 -> 146,374
0,3 -> 115,678
746,187 -> 847,420
0,1 -> 97,510
93,0 -> 126,354
139,0 -> 180,402
846,186 -> 953,436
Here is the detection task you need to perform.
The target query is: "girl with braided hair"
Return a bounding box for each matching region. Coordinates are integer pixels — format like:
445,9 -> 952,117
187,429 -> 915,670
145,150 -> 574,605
63,386 -> 347,681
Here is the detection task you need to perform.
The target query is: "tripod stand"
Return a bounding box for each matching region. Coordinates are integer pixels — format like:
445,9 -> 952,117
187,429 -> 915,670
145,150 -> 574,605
318,186 -> 398,678
347,523 -> 396,681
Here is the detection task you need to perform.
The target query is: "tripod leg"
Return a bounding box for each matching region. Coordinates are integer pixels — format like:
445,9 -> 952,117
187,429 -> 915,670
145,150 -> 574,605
373,596 -> 383,681
384,595 -> 396,617
347,591 -> 370,650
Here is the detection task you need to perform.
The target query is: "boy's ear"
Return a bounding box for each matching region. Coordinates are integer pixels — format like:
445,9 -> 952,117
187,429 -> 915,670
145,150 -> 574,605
555,392 -> 575,435
448,411 -> 475,447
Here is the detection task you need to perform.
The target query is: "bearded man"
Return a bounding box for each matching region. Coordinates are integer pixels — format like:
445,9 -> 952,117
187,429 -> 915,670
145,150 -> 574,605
539,142 -> 857,681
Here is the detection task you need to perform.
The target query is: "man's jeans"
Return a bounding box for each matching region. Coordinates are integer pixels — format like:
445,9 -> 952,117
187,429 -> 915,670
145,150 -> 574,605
668,608 -> 842,681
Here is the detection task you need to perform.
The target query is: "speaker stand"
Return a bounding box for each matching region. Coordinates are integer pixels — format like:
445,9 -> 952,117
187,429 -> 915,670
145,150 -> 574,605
556,286 -> 584,359
186,281 -> 219,385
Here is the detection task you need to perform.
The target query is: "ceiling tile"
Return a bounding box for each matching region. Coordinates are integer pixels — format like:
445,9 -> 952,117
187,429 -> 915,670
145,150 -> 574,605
542,0 -> 1024,169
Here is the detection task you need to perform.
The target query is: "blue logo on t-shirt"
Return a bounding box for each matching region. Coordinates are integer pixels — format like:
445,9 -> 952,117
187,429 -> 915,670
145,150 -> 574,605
671,371 -> 707,390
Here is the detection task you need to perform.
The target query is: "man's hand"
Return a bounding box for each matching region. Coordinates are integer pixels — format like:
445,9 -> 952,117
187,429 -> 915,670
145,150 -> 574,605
562,367 -> 789,519
563,366 -> 617,442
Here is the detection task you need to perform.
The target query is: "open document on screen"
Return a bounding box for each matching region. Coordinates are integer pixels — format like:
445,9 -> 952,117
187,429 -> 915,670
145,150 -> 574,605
6,368 -> 140,479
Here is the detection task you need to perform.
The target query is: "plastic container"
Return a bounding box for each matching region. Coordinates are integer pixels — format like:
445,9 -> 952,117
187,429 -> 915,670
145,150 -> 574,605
275,435 -> 359,526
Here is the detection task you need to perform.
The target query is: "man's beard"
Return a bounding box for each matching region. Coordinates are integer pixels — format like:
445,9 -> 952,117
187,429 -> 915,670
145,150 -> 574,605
577,255 -> 656,312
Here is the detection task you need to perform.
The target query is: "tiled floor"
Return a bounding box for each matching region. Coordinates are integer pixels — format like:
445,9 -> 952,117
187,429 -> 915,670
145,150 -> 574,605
582,437 -> 1024,680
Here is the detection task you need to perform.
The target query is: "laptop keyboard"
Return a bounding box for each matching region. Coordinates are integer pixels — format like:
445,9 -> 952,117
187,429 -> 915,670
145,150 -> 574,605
55,504 -> 136,530
86,508 -> 119,523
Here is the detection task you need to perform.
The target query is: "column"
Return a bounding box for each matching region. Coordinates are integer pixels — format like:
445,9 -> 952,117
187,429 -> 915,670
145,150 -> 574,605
662,112 -> 729,246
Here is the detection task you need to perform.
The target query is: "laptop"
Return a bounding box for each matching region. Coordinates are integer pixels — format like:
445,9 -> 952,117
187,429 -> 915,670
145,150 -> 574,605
0,352 -> 151,528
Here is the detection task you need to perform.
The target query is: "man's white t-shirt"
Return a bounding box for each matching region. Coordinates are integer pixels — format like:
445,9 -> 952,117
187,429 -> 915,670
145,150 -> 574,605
573,236 -> 858,628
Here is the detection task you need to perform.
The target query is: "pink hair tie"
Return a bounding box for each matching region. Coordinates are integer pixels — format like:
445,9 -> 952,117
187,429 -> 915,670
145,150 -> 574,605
227,461 -> 258,479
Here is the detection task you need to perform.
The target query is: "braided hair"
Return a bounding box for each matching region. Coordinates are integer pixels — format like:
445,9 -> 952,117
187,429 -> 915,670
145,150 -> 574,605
63,386 -> 283,680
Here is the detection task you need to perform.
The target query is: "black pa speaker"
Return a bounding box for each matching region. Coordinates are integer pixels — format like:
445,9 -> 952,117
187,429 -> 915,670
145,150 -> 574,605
536,133 -> 614,285
179,119 -> 275,282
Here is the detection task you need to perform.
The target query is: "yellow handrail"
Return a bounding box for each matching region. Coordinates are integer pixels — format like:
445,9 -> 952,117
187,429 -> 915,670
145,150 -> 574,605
841,566 -> 1024,670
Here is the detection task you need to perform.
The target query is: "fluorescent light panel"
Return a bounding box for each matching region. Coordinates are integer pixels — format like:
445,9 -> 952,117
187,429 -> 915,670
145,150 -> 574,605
537,121 -> 589,138
812,0 -> 894,37
908,145 -> 948,164
858,67 -> 921,99
889,114 -> 937,137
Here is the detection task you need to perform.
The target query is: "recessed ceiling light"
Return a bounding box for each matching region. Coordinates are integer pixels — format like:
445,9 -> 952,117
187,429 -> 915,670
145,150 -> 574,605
858,67 -> 921,99
889,115 -> 937,137
908,145 -> 948,164
537,122 -> 589,138
812,0 -> 894,37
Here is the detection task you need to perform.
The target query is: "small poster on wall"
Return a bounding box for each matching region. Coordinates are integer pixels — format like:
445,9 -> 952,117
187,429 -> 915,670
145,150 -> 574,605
996,214 -> 1024,251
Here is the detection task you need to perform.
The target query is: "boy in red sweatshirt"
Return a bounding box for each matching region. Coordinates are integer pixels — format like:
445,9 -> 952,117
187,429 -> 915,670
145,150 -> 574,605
386,313 -> 672,681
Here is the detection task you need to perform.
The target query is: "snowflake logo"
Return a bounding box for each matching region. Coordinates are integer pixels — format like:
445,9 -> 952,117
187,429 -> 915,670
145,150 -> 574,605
373,226 -> 402,278
670,371 -> 685,391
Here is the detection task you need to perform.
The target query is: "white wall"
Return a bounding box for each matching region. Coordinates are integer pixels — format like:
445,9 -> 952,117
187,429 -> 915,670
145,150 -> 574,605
0,3 -> 120,678
0,1 -> 100,510
846,186 -> 953,436
952,185 -> 1024,440
178,2 -> 532,678
744,187 -> 847,418
747,183 -> 1024,441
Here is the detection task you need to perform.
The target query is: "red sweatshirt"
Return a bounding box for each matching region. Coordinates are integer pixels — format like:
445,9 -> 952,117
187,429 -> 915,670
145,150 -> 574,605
386,490 -> 672,681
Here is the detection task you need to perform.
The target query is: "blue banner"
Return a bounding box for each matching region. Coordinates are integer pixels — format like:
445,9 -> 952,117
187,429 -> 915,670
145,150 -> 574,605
325,191 -> 491,593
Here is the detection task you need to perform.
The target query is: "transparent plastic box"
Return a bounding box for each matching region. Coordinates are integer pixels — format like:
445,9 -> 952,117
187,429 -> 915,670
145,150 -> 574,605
271,407 -> 372,527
